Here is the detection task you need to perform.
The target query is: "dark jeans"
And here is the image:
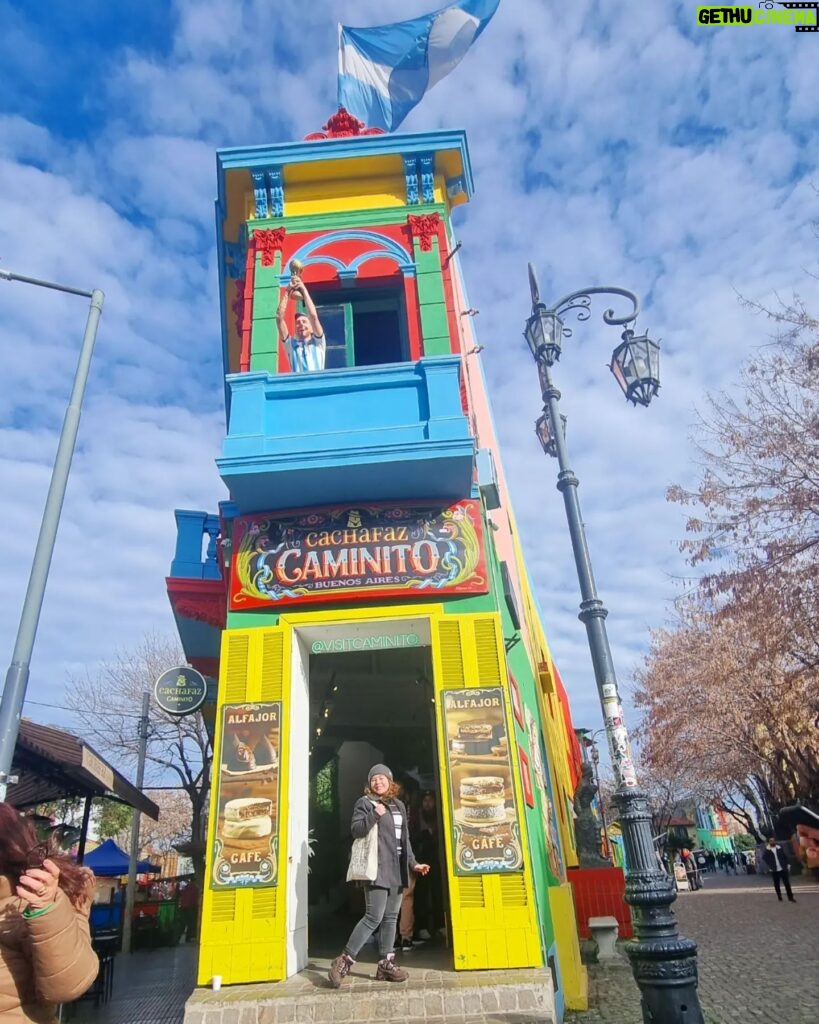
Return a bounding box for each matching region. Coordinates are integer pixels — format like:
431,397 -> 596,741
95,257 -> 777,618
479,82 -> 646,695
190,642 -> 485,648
771,869 -> 794,901
179,905 -> 198,942
345,886 -> 403,959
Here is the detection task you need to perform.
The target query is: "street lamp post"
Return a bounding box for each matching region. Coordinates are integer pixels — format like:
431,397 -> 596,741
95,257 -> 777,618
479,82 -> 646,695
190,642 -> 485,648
524,265 -> 703,1023
0,269 -> 104,802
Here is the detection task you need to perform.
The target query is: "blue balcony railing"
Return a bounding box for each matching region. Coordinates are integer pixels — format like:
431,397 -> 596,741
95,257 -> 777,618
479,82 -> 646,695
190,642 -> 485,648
217,356 -> 475,513
169,510 -> 222,580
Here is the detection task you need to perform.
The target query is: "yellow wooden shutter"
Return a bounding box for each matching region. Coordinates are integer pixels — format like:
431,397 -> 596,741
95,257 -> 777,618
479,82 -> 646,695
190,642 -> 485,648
433,613 -> 541,970
198,626 -> 289,986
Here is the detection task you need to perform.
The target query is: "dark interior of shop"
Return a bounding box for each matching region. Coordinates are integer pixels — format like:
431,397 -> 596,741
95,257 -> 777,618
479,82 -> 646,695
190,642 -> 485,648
306,646 -> 447,956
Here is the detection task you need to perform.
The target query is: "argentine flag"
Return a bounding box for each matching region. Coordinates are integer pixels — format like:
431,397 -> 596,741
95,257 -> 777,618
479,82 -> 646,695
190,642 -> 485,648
338,0 -> 500,133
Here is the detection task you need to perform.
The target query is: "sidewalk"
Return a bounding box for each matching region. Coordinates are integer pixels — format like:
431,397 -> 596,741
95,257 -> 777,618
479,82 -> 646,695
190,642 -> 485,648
568,872 -> 819,1024
67,872 -> 819,1024
70,944 -> 198,1024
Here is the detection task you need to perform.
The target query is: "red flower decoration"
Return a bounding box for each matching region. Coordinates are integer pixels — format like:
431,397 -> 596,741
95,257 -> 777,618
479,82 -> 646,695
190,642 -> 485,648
254,227 -> 286,267
304,107 -> 386,140
408,213 -> 442,253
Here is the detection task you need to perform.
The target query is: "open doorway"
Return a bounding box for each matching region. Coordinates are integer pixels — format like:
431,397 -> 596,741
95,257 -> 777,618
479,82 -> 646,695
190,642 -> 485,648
305,645 -> 447,959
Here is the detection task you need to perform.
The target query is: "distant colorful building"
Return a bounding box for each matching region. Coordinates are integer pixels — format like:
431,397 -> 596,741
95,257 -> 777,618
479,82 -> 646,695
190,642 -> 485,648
694,804 -> 736,854
166,110 -> 589,1015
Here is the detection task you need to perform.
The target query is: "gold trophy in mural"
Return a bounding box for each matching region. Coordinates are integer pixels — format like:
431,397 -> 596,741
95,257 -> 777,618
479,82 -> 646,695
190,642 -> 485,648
288,259 -> 305,301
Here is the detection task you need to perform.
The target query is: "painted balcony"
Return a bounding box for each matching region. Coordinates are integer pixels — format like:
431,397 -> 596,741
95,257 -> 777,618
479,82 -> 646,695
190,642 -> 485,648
166,510 -> 226,682
217,356 -> 475,513
169,511 -> 222,580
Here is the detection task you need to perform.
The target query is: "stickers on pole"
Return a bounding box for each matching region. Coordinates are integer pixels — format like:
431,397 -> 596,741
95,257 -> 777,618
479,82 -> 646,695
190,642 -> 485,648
602,690 -> 638,788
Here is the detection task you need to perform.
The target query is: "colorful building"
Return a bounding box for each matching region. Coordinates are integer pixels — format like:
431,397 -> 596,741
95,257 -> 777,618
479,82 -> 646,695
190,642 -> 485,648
694,804 -> 736,854
166,110 -> 588,1014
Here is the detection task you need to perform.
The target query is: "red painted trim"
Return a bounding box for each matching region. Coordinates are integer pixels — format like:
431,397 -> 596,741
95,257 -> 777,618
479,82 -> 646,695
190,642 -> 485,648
519,747 -> 535,808
508,671 -> 525,730
166,577 -> 227,631
404,275 -> 422,361
553,663 -> 584,788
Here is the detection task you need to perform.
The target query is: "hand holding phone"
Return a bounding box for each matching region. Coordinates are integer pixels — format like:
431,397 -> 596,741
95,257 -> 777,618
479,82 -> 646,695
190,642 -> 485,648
777,803 -> 819,835
796,823 -> 819,866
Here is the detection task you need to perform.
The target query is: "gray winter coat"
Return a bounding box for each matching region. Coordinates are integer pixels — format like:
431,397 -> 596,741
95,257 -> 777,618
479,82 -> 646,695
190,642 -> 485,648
350,796 -> 417,890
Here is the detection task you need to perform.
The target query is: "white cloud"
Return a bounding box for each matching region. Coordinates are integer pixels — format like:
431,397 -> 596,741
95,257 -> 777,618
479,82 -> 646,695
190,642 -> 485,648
1,1 -> 817,773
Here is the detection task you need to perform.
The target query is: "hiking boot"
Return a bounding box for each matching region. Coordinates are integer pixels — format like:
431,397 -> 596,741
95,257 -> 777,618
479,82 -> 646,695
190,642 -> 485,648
328,953 -> 353,988
376,956 -> 408,982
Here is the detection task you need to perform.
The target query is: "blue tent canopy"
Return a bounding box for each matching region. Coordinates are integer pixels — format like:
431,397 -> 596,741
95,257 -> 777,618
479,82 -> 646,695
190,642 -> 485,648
84,838 -> 160,877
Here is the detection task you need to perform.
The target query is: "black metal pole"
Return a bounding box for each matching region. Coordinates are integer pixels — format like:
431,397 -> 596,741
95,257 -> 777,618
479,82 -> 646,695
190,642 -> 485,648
530,272 -> 703,1023
76,793 -> 94,864
123,693 -> 150,955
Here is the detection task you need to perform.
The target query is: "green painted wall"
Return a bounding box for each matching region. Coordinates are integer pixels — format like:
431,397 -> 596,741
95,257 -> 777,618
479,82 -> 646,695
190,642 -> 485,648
249,248 -> 282,374
481,529 -> 559,958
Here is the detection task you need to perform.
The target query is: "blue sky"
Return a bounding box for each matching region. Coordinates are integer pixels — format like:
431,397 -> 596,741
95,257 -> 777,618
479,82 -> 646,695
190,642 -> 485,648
1,0 -> 817,754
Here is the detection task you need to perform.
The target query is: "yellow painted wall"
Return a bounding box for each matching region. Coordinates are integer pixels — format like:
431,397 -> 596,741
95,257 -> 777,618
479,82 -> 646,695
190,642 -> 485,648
432,613 -> 543,970
548,884 -> 588,1011
198,605 -> 544,985
198,627 -> 291,986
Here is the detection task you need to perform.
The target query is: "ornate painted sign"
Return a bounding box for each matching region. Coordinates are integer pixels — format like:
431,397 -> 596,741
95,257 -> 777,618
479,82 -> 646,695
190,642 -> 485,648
441,687 -> 523,875
154,666 -> 208,717
211,702 -> 281,889
230,500 -> 488,610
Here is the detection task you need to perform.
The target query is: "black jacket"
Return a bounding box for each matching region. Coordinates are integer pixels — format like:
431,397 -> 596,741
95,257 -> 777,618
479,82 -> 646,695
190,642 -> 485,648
761,844 -> 789,872
350,796 -> 416,889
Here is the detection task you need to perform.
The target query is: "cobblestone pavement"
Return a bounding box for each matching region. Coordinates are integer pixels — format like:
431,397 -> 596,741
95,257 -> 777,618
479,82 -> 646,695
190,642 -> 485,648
67,873 -> 818,1024
568,872 -> 819,1024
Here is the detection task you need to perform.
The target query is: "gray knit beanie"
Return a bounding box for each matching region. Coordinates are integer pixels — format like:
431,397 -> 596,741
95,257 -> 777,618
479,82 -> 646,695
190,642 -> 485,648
368,763 -> 393,784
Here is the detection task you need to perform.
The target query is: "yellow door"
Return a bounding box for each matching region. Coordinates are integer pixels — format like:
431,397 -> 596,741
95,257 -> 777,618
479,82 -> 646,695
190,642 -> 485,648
432,613 -> 542,969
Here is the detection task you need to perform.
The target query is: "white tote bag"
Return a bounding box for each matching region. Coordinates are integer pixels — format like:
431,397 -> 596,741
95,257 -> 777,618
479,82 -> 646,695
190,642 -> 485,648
346,822 -> 379,882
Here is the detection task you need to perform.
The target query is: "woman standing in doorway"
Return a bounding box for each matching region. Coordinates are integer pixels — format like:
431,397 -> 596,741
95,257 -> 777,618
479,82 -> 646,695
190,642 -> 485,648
328,765 -> 429,988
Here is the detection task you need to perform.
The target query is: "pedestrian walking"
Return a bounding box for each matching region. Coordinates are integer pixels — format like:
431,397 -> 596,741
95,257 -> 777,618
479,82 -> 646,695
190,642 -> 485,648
681,848 -> 700,891
0,802 -> 99,1022
328,765 -> 429,989
761,838 -> 796,903
178,878 -> 200,943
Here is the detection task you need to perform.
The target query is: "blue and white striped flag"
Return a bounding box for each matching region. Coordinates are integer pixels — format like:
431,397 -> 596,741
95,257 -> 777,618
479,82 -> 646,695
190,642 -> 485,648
338,0 -> 500,133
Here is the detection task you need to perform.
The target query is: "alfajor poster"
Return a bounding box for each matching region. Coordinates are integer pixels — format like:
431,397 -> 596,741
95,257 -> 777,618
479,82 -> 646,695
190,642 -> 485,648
211,702 -> 281,889
442,687 -> 523,874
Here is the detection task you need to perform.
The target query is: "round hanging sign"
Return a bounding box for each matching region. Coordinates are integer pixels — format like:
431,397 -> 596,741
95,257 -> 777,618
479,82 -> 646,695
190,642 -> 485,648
153,666 -> 208,716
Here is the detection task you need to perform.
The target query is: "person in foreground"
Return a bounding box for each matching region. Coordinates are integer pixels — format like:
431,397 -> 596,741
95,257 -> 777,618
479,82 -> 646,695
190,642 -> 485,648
0,803 -> 99,1022
328,765 -> 429,988
761,836 -> 795,902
